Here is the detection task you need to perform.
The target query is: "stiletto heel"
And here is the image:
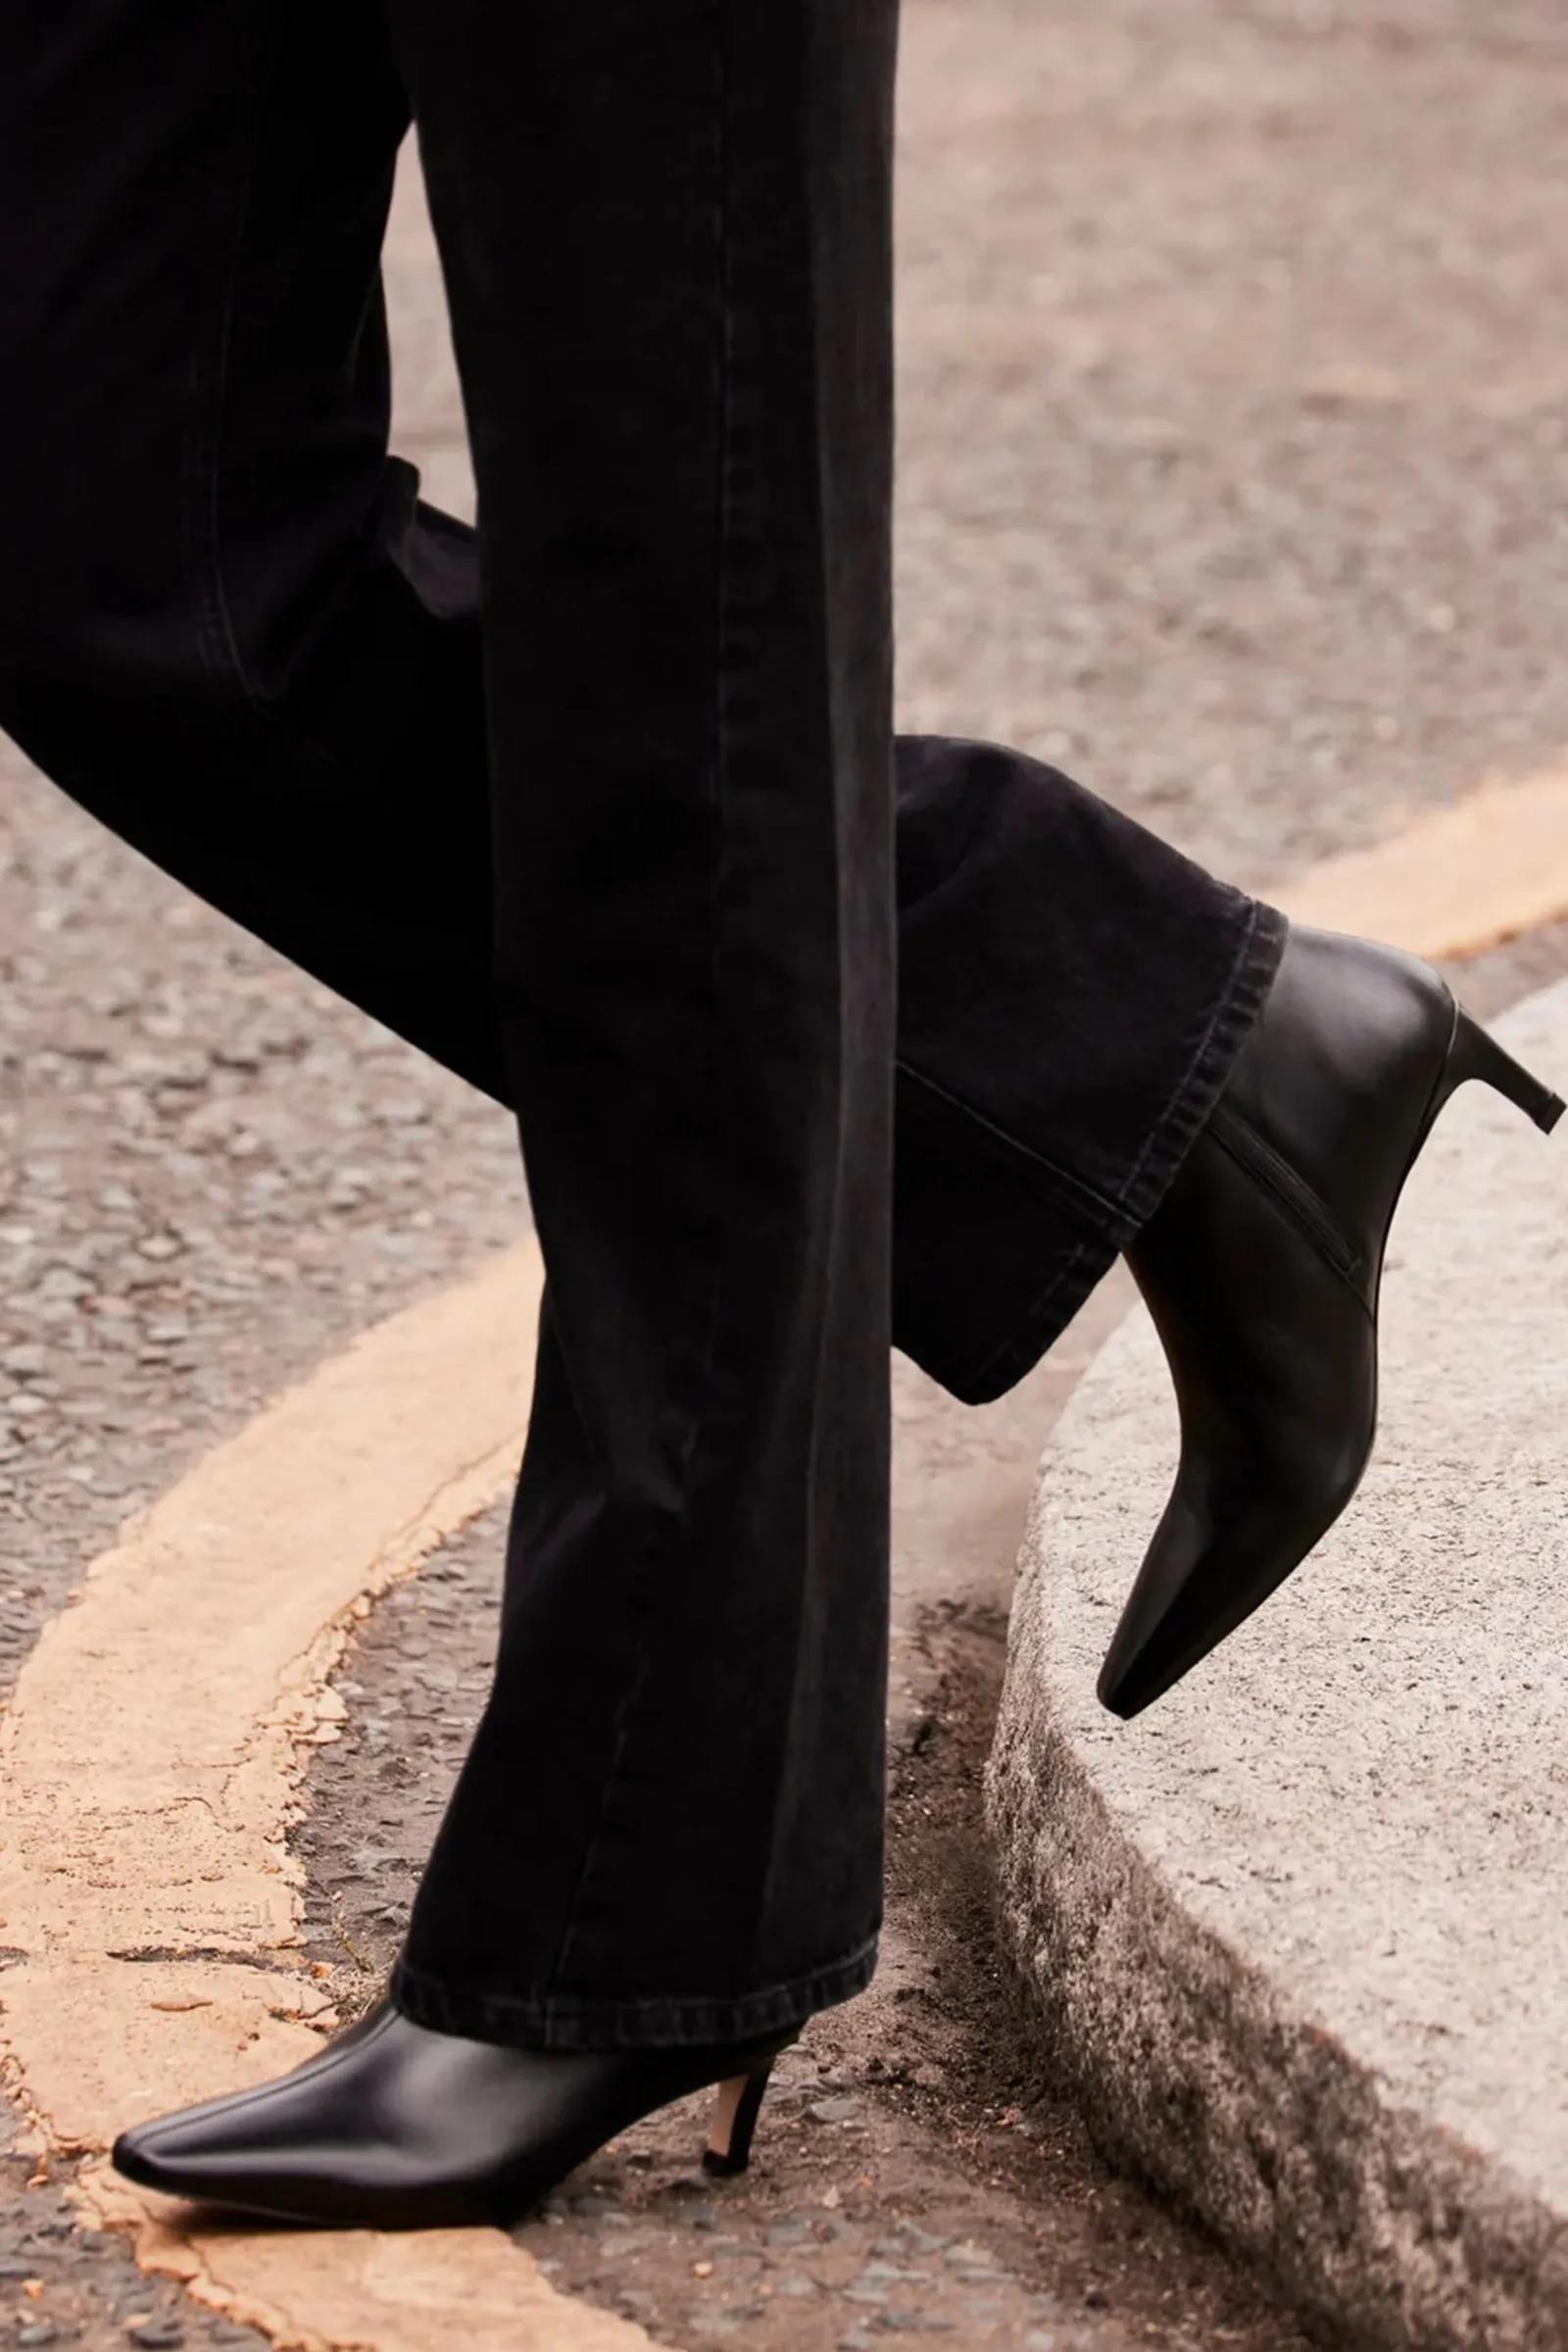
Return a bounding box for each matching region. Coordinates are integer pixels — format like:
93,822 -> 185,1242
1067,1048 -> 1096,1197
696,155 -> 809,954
1102,926 -> 1564,1721
704,2045 -> 787,2177
1438,1008 -> 1565,1136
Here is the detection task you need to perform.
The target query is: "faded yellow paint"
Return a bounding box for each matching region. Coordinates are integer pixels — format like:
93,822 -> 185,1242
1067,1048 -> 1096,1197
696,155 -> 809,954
83,2165 -> 646,2352
0,1233 -> 649,2351
1276,765 -> 1568,958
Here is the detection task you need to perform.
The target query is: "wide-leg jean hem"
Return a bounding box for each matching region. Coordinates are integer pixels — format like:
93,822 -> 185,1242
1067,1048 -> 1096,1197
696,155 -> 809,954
899,895 -> 1288,1408
387,1930 -> 880,2053
1106,895 -> 1290,1235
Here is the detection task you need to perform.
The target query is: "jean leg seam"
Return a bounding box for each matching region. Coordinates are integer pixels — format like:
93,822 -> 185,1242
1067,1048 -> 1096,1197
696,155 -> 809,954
897,1058 -> 1131,1236
179,10 -> 413,808
183,10 -> 268,706
957,1225 -> 1141,1405
895,901 -> 1285,1247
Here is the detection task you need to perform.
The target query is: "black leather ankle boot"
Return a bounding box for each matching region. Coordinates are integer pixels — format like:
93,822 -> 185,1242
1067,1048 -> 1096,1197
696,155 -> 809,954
1102,923 -> 1562,1721
112,1998 -> 794,2229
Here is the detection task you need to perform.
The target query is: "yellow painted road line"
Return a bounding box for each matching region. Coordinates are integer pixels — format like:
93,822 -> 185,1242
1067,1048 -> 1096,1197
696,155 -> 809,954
1275,763 -> 1568,958
0,1233 -> 648,2352
6,760 -> 1568,2349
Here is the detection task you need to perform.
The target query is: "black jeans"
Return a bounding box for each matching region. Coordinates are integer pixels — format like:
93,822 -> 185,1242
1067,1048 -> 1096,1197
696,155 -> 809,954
0,0 -> 1283,2048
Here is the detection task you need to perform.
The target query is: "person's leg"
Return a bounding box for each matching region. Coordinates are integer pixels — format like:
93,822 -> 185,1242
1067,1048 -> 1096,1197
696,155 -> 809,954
22,0 -> 1544,2125
23,0 -> 1521,1799
115,0 -> 904,2230
888,738 -> 1279,1402
16,0 -> 1549,2234
0,0 -> 499,1103
372,0 -> 900,2044
0,0 -> 1279,1429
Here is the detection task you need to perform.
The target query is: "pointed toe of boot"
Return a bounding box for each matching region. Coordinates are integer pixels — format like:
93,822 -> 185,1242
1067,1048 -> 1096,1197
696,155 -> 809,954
1095,1469 -> 1362,1721
109,2122 -> 171,2196
111,2112 -> 277,2216
107,2002 -> 461,2227
1111,923 -> 1561,1717
108,1997 -> 797,2230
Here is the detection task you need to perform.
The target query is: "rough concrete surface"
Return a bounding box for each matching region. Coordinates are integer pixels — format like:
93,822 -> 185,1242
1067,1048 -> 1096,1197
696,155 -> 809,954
989,981 -> 1568,2351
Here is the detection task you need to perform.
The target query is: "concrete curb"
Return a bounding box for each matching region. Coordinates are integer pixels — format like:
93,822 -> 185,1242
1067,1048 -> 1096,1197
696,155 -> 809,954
987,982 -> 1568,2352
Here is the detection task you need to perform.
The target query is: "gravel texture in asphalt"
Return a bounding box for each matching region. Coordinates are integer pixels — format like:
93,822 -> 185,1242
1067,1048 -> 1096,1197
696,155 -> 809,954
894,0 -> 1568,879
9,0 -> 1568,2341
